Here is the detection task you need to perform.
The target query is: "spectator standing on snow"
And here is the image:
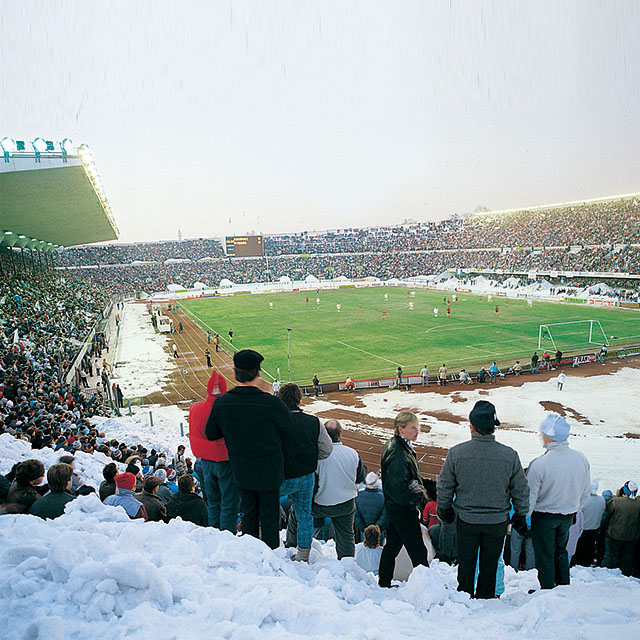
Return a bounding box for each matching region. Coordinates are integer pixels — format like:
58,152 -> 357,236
378,412 -> 430,588
557,371 -> 566,391
313,419 -> 366,560
206,349 -> 293,549
278,383 -> 333,562
527,414 -> 590,589
604,480 -> 640,576
190,370 -> 239,532
174,445 -> 187,475
437,401 -> 529,599
572,479 -> 606,567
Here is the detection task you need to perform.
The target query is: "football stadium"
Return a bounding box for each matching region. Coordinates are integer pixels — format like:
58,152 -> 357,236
2,3 -> 640,639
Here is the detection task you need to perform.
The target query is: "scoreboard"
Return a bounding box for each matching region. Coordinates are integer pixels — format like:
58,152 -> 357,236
225,235 -> 264,258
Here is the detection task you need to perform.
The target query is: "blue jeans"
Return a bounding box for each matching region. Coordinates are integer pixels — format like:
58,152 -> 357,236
199,458 -> 240,532
280,472 -> 315,549
490,373 -> 497,384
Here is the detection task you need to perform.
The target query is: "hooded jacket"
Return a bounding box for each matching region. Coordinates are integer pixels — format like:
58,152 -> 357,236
189,370 -> 229,461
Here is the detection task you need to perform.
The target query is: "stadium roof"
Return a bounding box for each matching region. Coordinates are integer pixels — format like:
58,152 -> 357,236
0,138 -> 119,249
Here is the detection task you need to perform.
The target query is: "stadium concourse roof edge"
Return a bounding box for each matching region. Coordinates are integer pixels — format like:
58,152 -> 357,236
0,137 -> 119,248
475,191 -> 640,218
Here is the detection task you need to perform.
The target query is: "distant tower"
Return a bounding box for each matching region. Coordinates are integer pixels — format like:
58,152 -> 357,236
178,228 -> 183,242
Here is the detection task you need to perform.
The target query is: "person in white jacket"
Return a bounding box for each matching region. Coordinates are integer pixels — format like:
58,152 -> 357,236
527,413 -> 590,590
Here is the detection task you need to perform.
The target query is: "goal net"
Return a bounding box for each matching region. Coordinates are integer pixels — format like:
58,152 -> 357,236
538,320 -> 609,351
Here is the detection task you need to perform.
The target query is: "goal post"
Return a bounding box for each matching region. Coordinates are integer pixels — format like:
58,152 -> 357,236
538,320 -> 609,351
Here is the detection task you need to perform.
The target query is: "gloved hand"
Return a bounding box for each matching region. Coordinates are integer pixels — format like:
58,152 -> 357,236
511,514 -> 528,537
439,506 -> 455,524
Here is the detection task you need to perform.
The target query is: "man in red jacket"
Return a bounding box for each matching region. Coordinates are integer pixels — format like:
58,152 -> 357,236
189,369 -> 239,532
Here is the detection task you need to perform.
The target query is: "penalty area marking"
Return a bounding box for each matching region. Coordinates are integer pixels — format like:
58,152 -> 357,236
336,340 -> 404,367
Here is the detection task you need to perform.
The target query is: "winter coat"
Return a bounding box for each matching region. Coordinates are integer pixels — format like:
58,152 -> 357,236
166,491 -> 208,526
135,490 -> 167,522
206,386 -> 294,490
189,371 -> 230,461
283,409 -> 332,480
104,488 -> 148,520
437,433 -> 529,524
380,435 -> 423,511
527,441 -> 590,517
606,496 -> 640,541
28,491 -> 75,519
6,483 -> 42,511
157,483 -> 173,505
355,488 -> 387,533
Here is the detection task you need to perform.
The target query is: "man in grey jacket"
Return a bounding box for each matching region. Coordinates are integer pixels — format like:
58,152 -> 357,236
527,413 -> 590,589
437,401 -> 529,598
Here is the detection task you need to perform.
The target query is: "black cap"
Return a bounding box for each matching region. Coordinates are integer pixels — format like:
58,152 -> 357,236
469,400 -> 500,430
233,349 -> 264,370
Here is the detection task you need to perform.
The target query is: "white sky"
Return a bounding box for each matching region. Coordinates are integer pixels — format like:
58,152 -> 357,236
1,1 -> 639,243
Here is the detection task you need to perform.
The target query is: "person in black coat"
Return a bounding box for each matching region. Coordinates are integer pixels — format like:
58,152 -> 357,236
135,476 -> 167,522
378,412 -> 430,588
206,349 -> 294,549
278,383 -> 333,561
6,459 -> 46,512
29,463 -> 76,519
166,474 -> 208,526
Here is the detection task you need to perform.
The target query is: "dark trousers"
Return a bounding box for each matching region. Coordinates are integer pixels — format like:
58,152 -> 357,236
572,529 -> 599,567
531,511 -> 573,589
605,537 -> 637,576
378,506 -> 429,587
456,518 -> 508,599
238,487 -> 280,550
311,499 -> 356,560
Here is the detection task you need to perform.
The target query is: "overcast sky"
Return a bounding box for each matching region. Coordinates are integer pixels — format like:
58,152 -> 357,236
1,1 -> 639,243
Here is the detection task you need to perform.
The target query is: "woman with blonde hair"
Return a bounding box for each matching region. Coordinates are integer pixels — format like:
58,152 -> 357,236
378,411 -> 429,587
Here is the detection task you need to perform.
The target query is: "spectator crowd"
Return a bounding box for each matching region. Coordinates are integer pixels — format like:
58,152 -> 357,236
49,195 -> 640,294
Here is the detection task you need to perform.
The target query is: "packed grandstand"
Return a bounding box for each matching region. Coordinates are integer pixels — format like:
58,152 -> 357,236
50,195 -> 640,296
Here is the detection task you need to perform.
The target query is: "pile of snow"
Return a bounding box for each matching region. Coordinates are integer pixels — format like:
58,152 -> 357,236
1,467 -> 639,638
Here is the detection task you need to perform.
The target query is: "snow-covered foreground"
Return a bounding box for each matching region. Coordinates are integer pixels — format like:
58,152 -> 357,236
1,487 -> 639,640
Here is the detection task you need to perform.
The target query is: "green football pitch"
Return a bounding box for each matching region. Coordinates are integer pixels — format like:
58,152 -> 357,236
179,288 -> 640,385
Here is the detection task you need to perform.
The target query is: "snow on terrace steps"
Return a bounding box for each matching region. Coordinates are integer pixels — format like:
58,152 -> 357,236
1,495 -> 639,640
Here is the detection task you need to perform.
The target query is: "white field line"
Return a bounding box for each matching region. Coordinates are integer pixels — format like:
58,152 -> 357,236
336,340 -> 404,367
465,345 -> 499,355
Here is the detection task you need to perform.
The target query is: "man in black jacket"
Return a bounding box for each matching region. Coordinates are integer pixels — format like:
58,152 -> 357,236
166,474 -> 208,526
29,463 -> 76,520
206,349 -> 294,549
278,383 -> 332,562
378,411 -> 429,587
